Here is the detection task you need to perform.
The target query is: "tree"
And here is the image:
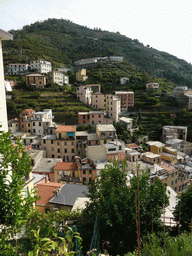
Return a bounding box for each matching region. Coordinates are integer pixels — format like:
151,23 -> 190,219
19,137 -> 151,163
0,131 -> 36,238
174,184 -> 192,232
77,161 -> 168,255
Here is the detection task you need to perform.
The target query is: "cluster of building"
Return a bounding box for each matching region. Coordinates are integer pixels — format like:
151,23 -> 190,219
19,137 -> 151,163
172,86 -> 192,109
6,60 -> 69,89
76,84 -> 134,122
1,29 -> 192,225
8,106 -> 192,215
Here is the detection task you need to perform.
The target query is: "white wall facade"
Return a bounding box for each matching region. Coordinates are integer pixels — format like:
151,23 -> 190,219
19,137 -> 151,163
0,30 -> 13,132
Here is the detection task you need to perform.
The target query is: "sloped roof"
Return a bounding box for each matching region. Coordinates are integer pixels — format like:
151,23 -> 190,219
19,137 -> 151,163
36,182 -> 62,206
54,162 -> 78,171
49,183 -> 89,206
55,125 -> 76,133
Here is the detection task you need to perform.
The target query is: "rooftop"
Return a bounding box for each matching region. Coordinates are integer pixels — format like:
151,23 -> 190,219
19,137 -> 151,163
115,91 -> 134,94
119,117 -> 133,123
76,131 -> 88,136
147,141 -> 165,148
127,143 -> 138,149
49,183 -> 89,206
36,182 -> 62,206
55,125 -> 76,133
33,158 -> 62,173
0,29 -> 13,40
96,124 -> 116,132
32,173 -> 46,185
144,152 -> 161,159
25,74 -> 45,77
54,162 -> 78,171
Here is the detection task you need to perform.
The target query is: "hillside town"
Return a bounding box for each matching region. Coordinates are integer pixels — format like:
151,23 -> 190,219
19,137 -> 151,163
1,25 -> 192,255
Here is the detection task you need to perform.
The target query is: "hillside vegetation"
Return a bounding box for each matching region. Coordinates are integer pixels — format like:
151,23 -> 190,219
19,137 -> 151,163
2,18 -> 192,87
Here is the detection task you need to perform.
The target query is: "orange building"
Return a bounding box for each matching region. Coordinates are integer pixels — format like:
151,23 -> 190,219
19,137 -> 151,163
25,73 -> 46,89
19,109 -> 35,132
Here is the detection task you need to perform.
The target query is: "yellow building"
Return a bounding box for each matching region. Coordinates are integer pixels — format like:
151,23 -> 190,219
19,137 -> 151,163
96,124 -> 116,145
76,69 -> 88,82
147,141 -> 182,165
41,125 -> 76,162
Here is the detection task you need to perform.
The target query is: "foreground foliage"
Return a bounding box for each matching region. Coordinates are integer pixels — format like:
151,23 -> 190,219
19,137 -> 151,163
127,232 -> 192,256
77,161 -> 168,255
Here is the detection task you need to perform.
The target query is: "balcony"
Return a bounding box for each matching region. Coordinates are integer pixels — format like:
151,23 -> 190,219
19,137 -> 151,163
59,175 -> 81,183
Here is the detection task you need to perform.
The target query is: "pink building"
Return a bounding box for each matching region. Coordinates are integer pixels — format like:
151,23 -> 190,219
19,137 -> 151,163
115,91 -> 134,111
76,85 -> 92,105
78,111 -> 113,125
92,92 -> 105,109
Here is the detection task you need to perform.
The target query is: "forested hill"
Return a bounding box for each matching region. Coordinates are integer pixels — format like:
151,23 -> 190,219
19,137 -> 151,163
2,18 -> 192,87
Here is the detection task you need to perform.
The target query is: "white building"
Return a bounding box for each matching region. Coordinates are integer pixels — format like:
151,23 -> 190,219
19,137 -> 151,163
47,71 -> 69,86
30,109 -> 53,136
120,77 -> 129,85
8,63 -> 28,75
30,60 -> 52,74
0,29 -> 13,132
146,82 -> 159,90
76,85 -> 92,105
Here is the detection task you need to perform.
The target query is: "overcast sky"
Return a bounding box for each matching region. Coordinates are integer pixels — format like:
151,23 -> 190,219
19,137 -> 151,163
0,0 -> 191,64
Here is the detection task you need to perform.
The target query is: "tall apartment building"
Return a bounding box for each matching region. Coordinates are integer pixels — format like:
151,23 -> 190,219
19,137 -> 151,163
115,91 -> 134,111
76,69 -> 88,82
92,92 -> 105,109
41,125 -> 76,162
0,29 -> 13,132
19,109 -> 35,132
8,63 -> 29,75
30,109 -> 53,135
30,60 -> 52,74
47,71 -> 69,86
76,85 -> 92,105
106,94 -> 121,122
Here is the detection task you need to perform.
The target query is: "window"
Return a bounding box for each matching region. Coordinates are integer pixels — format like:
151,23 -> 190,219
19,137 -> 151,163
51,140 -> 53,144
51,147 -> 54,151
65,149 -> 67,153
39,122 -> 41,126
52,154 -> 54,158
71,142 -> 74,146
171,181 -> 173,185
28,123 -> 30,127
108,148 -> 116,152
22,125 -> 24,128
83,170 -> 86,175
175,187 -> 177,192
65,142 -> 67,146
57,149 -> 60,153
71,149 -> 74,153
43,140 -> 46,144
175,179 -> 177,184
59,133 -> 61,139
57,142 -> 60,146
119,146 -> 122,150
33,122 -> 35,126
25,187 -> 29,198
33,129 -> 35,133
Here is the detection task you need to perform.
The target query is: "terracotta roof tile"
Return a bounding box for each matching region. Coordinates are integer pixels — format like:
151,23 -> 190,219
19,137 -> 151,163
55,125 -> 76,133
54,162 -> 78,171
36,182 -> 62,206
127,143 -> 138,148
